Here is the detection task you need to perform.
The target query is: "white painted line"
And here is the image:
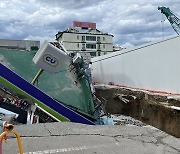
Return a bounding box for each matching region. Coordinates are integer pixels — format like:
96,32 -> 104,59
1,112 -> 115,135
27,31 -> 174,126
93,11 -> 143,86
165,105 -> 180,111
23,142 -> 120,154
170,106 -> 180,110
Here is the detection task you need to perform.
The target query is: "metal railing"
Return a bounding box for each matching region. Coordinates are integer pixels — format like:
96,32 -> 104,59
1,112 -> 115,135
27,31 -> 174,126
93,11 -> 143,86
0,124 -> 23,154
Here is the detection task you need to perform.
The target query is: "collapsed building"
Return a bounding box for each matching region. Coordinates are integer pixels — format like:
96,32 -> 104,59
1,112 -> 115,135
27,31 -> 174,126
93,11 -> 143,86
91,36 -> 180,137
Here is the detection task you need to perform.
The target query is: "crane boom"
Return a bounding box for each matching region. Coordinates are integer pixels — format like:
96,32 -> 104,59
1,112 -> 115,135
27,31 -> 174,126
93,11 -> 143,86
158,6 -> 180,35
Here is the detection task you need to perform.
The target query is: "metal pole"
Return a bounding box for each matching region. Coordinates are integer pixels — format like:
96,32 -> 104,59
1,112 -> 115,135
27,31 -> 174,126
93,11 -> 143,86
0,130 -> 24,154
31,68 -> 44,85
0,140 -> 2,154
12,131 -> 24,154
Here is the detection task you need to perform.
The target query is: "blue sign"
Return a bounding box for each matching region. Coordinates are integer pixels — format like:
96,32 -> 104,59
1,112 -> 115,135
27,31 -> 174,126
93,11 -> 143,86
43,54 -> 58,67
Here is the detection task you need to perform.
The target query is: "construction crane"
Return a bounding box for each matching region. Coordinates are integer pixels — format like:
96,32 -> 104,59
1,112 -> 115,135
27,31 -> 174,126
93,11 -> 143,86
158,6 -> 180,35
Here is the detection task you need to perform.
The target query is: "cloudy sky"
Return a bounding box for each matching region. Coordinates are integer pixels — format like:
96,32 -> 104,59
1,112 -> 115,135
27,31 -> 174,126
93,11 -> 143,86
0,0 -> 180,48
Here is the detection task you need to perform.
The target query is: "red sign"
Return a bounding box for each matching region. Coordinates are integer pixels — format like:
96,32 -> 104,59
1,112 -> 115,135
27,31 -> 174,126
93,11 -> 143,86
73,21 -> 96,29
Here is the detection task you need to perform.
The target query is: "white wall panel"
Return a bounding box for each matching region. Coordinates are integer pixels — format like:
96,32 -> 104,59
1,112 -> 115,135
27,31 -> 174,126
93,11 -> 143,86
92,36 -> 180,94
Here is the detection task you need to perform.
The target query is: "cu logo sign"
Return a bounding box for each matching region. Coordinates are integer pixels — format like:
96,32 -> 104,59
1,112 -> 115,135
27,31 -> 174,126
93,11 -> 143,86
43,54 -> 58,67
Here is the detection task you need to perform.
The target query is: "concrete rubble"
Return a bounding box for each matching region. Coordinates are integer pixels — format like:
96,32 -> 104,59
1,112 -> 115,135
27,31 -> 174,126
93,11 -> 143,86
95,84 -> 180,138
2,122 -> 180,154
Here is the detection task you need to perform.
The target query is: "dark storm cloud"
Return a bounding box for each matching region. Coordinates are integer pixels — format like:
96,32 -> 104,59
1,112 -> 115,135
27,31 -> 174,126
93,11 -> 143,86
0,0 -> 180,47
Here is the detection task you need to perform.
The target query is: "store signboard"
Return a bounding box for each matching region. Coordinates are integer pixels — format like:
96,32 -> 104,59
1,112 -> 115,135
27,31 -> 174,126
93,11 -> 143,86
73,21 -> 96,29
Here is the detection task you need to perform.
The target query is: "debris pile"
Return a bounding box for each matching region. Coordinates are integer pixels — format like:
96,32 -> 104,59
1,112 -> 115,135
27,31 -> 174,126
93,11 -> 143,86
112,115 -> 146,127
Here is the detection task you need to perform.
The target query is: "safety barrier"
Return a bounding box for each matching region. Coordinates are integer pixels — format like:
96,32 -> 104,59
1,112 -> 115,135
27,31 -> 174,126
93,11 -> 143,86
0,124 -> 23,154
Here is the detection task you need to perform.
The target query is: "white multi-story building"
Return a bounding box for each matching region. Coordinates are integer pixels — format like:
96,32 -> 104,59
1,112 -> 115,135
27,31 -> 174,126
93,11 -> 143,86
55,21 -> 114,57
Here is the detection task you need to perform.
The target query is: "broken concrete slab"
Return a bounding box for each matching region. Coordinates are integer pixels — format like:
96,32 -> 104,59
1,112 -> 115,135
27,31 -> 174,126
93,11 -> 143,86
95,84 -> 180,138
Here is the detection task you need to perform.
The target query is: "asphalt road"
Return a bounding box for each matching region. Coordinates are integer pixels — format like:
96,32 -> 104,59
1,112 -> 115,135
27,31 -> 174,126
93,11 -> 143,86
2,122 -> 180,154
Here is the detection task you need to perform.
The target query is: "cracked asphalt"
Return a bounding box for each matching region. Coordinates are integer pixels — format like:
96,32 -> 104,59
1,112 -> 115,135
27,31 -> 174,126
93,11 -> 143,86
2,122 -> 180,154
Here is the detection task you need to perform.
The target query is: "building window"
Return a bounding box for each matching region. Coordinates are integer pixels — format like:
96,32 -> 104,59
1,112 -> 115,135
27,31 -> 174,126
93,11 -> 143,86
77,35 -> 79,40
82,36 -> 85,42
77,43 -> 79,48
98,52 -> 101,56
97,44 -> 101,50
103,44 -> 105,48
97,36 -> 100,42
86,36 -> 96,41
82,44 -> 85,50
103,37 -> 105,41
86,44 -> 96,49
90,52 -> 96,57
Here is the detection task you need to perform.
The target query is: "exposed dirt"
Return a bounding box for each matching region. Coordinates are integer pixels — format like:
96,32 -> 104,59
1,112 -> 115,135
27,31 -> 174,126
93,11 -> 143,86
95,85 -> 180,138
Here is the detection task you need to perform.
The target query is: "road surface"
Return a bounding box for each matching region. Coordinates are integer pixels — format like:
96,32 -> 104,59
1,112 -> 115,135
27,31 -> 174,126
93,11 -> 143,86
2,122 -> 180,154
